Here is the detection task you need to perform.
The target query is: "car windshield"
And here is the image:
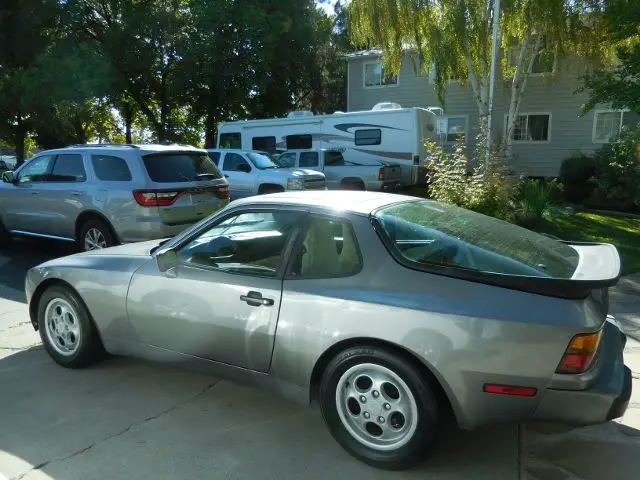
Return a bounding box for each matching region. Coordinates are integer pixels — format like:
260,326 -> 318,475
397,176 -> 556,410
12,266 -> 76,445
374,200 -> 580,279
247,152 -> 280,170
142,152 -> 223,183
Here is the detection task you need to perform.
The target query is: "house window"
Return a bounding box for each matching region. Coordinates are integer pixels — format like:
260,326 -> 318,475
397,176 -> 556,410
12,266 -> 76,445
436,116 -> 468,143
363,61 -> 398,88
592,110 -> 640,143
506,113 -> 550,142
252,136 -> 276,154
285,134 -> 312,149
355,129 -> 381,146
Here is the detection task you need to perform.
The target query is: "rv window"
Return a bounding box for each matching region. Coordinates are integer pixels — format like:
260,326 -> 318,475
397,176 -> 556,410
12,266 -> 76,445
252,136 -> 277,154
325,151 -> 345,166
355,129 -> 381,146
286,134 -> 312,149
219,132 -> 241,149
299,152 -> 319,168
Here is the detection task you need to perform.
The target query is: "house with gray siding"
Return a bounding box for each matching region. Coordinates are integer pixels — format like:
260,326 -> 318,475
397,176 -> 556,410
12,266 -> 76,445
346,49 -> 639,177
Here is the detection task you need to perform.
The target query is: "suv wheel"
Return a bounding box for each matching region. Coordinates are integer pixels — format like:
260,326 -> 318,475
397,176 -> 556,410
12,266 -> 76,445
0,219 -> 12,248
79,218 -> 115,252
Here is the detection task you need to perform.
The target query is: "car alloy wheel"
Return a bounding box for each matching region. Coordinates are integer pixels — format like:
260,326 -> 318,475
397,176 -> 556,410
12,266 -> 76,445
335,363 -> 419,451
44,298 -> 81,356
84,227 -> 107,251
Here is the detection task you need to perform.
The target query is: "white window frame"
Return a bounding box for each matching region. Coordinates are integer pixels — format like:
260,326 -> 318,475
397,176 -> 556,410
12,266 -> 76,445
592,109 -> 631,144
362,61 -> 399,89
436,115 -> 469,144
504,112 -> 552,144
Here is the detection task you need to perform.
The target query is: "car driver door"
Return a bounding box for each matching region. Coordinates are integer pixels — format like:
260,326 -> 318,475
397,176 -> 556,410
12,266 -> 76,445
126,208 -> 307,372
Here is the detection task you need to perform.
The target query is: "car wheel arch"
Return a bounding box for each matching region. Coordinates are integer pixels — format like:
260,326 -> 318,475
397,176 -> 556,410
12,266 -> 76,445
29,279 -> 105,354
340,178 -> 366,189
308,337 -> 460,426
258,183 -> 285,194
75,210 -> 119,243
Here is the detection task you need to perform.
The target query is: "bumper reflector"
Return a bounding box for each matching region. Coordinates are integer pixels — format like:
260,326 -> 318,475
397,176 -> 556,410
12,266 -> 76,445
483,384 -> 538,397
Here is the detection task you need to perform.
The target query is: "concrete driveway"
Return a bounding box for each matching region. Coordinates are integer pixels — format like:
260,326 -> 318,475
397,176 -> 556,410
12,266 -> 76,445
0,239 -> 638,480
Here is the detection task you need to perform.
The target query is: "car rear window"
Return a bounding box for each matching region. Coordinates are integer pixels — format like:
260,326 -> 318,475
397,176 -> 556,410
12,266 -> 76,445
374,200 -> 580,279
143,152 -> 223,183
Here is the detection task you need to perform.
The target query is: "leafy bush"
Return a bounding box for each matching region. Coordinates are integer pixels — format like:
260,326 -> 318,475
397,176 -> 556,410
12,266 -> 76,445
559,152 -> 597,203
425,130 -> 518,219
587,126 -> 640,212
515,179 -> 556,227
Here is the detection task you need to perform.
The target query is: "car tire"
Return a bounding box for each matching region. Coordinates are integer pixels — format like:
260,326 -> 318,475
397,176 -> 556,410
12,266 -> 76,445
341,181 -> 366,191
258,184 -> 284,195
319,346 -> 439,470
78,218 -> 115,252
37,285 -> 106,369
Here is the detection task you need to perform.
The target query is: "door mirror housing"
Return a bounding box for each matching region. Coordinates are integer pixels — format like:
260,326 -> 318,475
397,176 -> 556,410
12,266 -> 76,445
156,248 -> 178,274
2,171 -> 16,184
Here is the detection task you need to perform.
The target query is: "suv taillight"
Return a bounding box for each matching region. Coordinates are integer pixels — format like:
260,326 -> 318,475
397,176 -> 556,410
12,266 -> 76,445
378,167 -> 385,181
556,330 -> 603,374
133,190 -> 181,207
214,186 -> 230,199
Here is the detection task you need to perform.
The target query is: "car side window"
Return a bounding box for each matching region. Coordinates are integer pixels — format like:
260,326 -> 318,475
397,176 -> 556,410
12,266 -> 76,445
49,154 -> 86,182
91,155 -> 132,181
299,152 -> 319,168
177,211 -> 302,277
278,153 -> 296,168
325,151 -> 345,166
289,216 -> 362,278
17,155 -> 54,183
207,151 -> 221,166
223,153 -> 251,172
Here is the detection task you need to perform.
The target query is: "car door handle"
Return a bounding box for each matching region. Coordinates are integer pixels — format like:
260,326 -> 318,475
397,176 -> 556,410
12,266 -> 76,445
240,291 -> 274,307
224,174 -> 229,178
30,191 -> 40,195
70,191 -> 82,197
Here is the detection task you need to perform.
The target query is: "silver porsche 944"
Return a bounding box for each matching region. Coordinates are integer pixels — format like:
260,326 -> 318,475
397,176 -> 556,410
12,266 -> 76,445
25,191 -> 632,470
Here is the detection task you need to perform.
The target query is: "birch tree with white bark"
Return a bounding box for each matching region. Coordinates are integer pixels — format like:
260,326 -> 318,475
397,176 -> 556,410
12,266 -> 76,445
348,0 -> 611,159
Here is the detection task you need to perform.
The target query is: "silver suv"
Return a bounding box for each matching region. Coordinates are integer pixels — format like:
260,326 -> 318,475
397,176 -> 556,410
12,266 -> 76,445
0,144 -> 230,251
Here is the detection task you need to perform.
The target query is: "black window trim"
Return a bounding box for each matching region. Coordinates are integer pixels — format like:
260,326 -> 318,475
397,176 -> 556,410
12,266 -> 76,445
370,199 -> 617,299
284,212 -> 364,280
173,206 -> 310,280
49,153 -> 87,183
355,128 -> 382,146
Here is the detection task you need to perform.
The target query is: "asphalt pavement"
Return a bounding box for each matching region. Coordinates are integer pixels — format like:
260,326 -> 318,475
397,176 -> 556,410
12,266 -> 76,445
0,238 -> 638,480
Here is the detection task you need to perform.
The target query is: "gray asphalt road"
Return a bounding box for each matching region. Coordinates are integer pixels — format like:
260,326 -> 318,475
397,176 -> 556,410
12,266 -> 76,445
0,240 -> 519,480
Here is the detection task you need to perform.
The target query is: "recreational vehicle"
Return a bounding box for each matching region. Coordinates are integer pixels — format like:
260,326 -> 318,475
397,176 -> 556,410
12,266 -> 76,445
216,103 -> 439,186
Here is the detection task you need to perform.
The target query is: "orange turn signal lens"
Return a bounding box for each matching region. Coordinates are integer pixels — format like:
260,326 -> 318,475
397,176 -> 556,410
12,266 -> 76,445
556,330 -> 603,374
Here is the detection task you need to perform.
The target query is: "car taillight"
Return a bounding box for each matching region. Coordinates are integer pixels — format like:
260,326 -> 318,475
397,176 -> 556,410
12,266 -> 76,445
214,186 -> 230,199
556,330 -> 603,374
378,167 -> 385,181
133,190 -> 181,207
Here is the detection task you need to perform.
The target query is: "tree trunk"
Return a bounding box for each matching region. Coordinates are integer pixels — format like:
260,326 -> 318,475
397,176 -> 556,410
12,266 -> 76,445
204,114 -> 217,148
505,32 -> 543,159
122,102 -> 133,144
14,117 -> 26,166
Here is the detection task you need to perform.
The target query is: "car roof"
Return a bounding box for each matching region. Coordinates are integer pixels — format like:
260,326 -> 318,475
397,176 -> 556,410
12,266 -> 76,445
36,144 -> 206,156
231,190 -> 420,216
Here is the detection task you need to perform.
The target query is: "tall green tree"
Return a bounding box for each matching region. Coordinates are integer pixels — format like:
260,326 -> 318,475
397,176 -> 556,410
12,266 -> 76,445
580,0 -> 640,113
349,0 -> 611,156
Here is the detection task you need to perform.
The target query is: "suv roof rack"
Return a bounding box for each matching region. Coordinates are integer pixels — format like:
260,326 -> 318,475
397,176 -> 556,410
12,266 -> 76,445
68,144 -> 140,149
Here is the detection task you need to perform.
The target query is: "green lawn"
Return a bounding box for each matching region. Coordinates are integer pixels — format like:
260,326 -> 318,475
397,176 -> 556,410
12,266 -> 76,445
536,212 -> 640,275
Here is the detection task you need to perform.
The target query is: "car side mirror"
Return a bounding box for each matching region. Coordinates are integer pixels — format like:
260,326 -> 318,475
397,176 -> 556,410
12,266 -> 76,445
156,249 -> 178,276
2,171 -> 15,183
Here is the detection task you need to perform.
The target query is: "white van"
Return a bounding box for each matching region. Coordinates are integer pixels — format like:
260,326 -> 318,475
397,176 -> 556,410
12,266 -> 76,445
216,103 -> 439,186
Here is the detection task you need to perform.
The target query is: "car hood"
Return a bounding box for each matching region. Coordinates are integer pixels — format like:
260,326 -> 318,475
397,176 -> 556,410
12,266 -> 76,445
77,239 -> 169,257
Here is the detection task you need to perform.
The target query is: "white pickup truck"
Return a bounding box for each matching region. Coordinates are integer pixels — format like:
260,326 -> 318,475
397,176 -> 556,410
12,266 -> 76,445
276,148 -> 402,191
206,149 -> 327,199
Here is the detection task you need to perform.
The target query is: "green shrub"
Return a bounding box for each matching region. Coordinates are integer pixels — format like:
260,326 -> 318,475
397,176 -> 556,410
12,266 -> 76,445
515,179 -> 555,227
425,130 -> 518,219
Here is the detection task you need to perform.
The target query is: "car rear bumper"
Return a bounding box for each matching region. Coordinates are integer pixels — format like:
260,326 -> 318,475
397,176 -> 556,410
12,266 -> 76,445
532,322 -> 632,426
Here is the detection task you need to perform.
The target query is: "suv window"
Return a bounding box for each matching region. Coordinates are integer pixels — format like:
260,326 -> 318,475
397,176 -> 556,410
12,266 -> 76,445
18,155 -> 54,183
50,154 -> 86,182
207,151 -> 221,166
91,155 -> 132,181
223,153 -> 251,172
290,217 -> 362,278
142,152 -> 223,183
177,211 -> 302,277
299,152 -> 319,168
